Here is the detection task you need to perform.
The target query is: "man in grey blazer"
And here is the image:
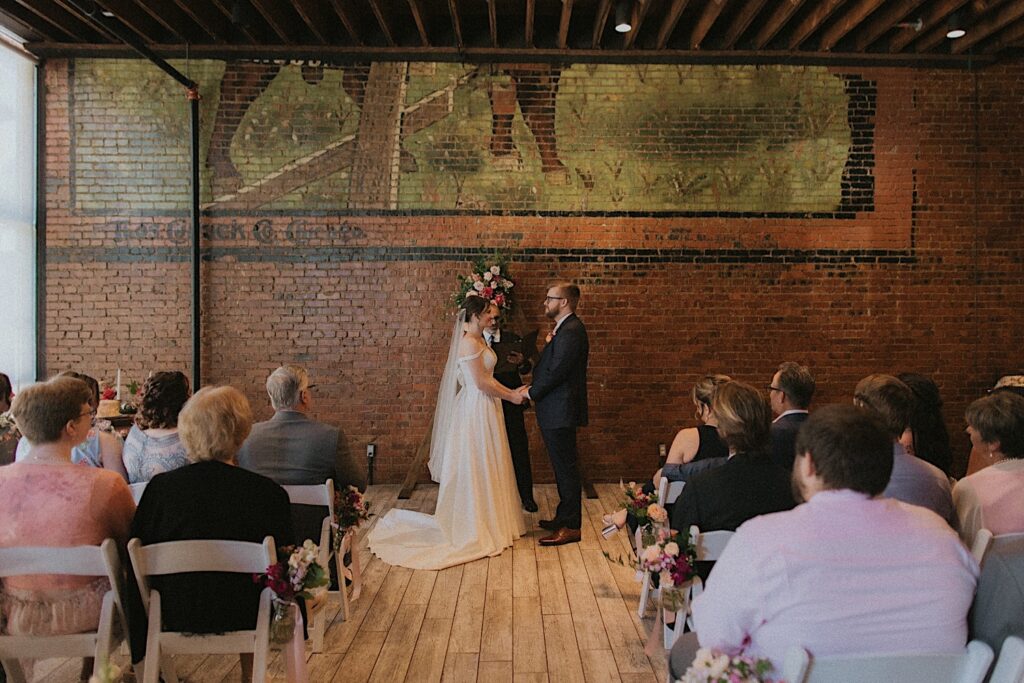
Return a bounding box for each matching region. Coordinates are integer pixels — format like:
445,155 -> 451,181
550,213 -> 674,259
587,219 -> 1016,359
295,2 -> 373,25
238,365 -> 366,545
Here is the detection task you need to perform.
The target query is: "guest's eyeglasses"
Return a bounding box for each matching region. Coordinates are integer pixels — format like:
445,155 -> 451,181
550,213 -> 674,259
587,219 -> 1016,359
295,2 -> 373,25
77,409 -> 97,427
304,384 -> 318,391
544,296 -> 566,301
767,385 -> 784,394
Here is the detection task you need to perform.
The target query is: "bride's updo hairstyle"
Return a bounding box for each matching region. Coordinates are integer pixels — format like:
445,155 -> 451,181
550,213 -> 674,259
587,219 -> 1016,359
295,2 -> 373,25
460,294 -> 492,321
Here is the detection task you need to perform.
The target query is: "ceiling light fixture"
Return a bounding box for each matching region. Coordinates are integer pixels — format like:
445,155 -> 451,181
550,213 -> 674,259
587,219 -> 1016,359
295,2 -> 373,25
946,12 -> 966,40
614,0 -> 632,34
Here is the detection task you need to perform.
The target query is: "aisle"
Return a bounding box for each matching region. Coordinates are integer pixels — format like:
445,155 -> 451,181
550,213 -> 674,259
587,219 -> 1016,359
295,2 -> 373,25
36,483 -> 668,683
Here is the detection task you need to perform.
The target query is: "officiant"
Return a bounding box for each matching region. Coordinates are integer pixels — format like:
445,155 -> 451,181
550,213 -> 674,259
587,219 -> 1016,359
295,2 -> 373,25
484,318 -> 538,512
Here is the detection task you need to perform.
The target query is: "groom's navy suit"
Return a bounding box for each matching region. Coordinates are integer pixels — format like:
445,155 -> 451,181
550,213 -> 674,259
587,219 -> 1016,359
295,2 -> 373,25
530,313 -> 589,530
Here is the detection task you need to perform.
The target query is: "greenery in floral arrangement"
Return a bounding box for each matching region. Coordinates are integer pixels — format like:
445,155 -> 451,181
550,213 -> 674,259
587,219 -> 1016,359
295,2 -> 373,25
619,480 -> 663,528
679,648 -> 777,683
452,254 -> 516,314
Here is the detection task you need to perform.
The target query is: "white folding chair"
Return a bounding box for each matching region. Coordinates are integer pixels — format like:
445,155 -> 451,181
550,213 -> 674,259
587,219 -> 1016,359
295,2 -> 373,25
129,482 -> 148,504
127,536 -> 276,683
0,539 -> 126,683
782,640 -> 994,683
669,525 -> 734,643
973,529 -> 1024,569
990,636 -> 1024,683
281,479 -> 340,649
656,476 -> 686,507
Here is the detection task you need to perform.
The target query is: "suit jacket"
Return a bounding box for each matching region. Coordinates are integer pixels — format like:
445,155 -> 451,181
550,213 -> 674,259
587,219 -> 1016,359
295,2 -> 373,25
530,313 -> 589,430
671,450 -> 796,535
769,412 -> 809,473
488,330 -> 533,407
126,460 -> 294,662
238,410 -> 367,547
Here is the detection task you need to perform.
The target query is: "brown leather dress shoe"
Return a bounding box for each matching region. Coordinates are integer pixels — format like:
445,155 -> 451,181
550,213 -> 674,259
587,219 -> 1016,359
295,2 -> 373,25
538,528 -> 581,546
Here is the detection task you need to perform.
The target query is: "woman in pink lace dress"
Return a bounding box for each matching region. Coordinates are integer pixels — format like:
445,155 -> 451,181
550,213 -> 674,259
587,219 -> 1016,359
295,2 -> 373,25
0,376 -> 135,677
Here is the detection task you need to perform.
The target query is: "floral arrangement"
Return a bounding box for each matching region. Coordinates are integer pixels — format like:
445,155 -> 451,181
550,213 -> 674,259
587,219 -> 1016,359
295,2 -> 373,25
640,527 -> 697,590
254,541 -> 329,643
102,379 -> 141,415
453,255 -> 516,313
678,648 -> 777,683
332,485 -> 372,555
619,480 -> 662,528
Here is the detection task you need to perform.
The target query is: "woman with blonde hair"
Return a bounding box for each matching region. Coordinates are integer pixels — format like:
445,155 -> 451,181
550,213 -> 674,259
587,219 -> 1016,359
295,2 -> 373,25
126,386 -> 293,679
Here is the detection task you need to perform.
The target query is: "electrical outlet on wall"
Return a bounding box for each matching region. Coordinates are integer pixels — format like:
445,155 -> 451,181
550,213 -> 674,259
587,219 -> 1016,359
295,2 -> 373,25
658,443 -> 667,459
366,444 -> 376,459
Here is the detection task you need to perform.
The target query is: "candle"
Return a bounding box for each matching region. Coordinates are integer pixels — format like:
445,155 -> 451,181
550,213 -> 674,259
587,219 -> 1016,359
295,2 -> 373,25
116,368 -> 122,400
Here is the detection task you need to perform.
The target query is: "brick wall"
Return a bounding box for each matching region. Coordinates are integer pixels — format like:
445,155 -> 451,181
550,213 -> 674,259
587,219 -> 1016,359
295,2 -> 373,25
42,58 -> 1024,483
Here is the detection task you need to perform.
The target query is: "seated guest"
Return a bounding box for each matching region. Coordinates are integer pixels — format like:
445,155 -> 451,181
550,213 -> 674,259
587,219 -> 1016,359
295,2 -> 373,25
681,405 -> 978,675
0,377 -> 135,677
953,391 -> 1024,547
897,372 -> 953,476
658,374 -> 731,482
970,533 -> 1024,662
122,371 -> 191,483
855,373 -> 955,525
238,365 -> 366,545
126,386 -> 293,680
768,361 -> 815,473
0,372 -> 18,465
15,371 -> 128,481
670,380 -> 796,538
965,374 -> 1024,475
604,375 -> 731,532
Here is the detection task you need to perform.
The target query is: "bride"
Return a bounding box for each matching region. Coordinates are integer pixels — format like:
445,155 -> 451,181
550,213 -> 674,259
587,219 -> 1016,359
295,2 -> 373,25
368,295 -> 527,570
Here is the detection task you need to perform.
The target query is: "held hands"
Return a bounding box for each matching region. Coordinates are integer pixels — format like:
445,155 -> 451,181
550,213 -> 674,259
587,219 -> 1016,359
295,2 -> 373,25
511,385 -> 531,405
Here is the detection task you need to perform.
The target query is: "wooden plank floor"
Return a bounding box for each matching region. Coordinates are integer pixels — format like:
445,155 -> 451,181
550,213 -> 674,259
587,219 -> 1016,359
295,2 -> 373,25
34,484 -> 667,683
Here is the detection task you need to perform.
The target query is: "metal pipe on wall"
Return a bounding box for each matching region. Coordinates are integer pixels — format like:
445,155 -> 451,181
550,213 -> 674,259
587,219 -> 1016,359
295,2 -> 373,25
63,1 -> 202,390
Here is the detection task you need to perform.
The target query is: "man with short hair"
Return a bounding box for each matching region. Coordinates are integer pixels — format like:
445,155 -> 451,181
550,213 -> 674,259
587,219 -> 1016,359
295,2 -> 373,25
521,282 -> 589,546
768,361 -> 814,473
238,366 -> 366,546
854,373 -> 955,525
680,405 -> 978,675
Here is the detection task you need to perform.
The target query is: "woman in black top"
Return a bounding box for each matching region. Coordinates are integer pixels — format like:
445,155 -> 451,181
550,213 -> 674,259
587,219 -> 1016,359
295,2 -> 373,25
126,386 -> 294,681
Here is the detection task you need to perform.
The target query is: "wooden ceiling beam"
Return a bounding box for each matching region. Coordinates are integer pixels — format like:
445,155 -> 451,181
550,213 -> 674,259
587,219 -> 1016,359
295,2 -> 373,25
655,0 -> 688,49
89,0 -> 165,43
720,0 -> 768,49
125,0 -> 206,43
890,0 -> 968,51
818,0 -> 888,50
206,0 -> 261,42
51,0 -> 123,42
623,0 -> 652,49
751,0 -> 805,49
525,0 -> 535,45
327,0 -> 363,46
981,15 -> 1024,53
689,0 -> 727,49
487,0 -> 497,47
848,0 -> 926,51
291,0 -> 332,44
0,0 -> 63,41
447,0 -> 463,49
952,0 -> 1024,53
11,0 -> 105,42
247,0 -> 299,43
165,0 -> 232,42
785,0 -> 845,50
558,0 -> 574,49
367,0 -> 396,46
591,0 -> 612,48
407,0 -> 430,46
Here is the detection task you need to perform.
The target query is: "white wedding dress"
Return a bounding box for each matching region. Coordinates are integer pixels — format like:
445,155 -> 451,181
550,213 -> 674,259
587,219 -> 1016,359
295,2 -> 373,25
368,345 -> 525,570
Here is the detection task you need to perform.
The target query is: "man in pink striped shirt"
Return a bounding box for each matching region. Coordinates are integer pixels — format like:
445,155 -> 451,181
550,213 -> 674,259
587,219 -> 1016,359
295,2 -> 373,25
688,404 -> 978,674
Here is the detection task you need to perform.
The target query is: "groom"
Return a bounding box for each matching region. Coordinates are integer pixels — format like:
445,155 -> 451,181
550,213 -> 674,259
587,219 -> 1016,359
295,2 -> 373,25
520,282 -> 589,546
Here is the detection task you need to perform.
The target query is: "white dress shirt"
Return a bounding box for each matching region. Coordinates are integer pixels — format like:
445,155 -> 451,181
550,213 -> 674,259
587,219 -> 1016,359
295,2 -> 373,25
693,489 -> 978,672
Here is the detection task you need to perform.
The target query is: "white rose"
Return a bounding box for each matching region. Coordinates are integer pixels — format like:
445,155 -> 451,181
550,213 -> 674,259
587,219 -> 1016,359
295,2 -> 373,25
642,545 -> 661,564
483,271 -> 493,281
506,280 -> 514,288
490,265 -> 501,275
465,290 -> 478,297
473,281 -> 485,291
708,654 -> 730,678
664,542 -> 680,557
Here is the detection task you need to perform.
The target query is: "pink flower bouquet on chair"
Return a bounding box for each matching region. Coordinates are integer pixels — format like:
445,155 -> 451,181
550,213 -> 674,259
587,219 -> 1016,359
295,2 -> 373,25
679,648 -> 777,683
255,541 -> 329,644
331,485 -> 372,555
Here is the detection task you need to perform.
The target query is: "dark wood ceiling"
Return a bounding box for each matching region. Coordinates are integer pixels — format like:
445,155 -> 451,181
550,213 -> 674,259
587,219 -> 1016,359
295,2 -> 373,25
4,0 -> 1024,63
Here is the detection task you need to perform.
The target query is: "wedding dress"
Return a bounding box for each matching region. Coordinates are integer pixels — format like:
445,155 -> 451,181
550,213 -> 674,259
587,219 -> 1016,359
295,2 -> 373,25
368,329 -> 525,570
